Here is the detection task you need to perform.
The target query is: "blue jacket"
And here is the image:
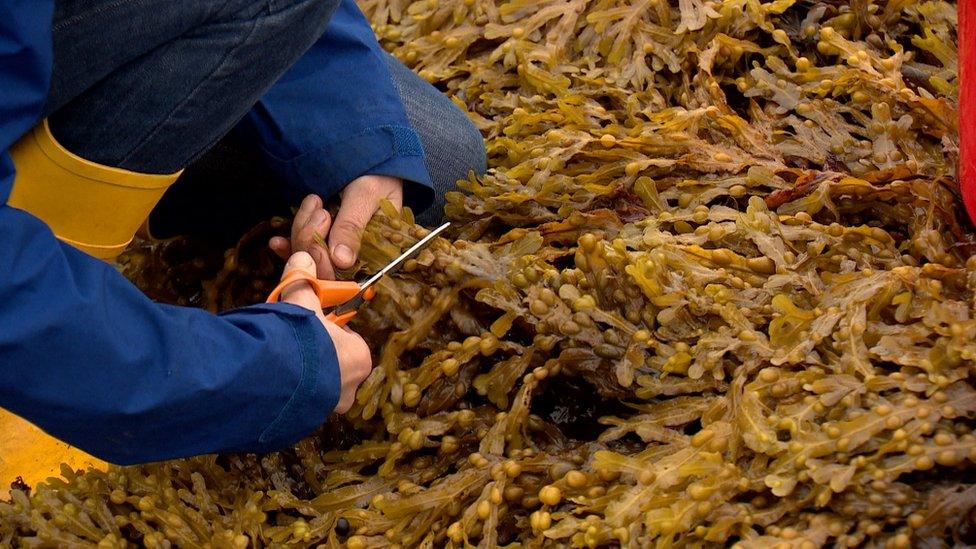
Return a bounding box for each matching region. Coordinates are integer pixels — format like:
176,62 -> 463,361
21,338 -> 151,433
0,0 -> 431,464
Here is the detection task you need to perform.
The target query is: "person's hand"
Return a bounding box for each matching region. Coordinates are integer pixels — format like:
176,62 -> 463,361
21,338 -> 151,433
278,251 -> 372,413
270,194 -> 337,279
328,175 -> 402,270
269,176 -> 402,279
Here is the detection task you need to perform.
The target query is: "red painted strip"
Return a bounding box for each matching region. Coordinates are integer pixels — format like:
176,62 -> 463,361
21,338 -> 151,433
961,0 -> 976,223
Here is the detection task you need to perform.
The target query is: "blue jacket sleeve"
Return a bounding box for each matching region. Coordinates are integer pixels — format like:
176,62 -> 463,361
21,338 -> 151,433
237,0 -> 434,211
0,2 -> 341,465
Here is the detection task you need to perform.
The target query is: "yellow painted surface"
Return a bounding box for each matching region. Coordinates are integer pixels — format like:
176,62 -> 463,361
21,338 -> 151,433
0,408 -> 106,499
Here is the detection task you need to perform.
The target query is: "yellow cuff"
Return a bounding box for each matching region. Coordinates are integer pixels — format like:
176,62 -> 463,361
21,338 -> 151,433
8,120 -> 181,260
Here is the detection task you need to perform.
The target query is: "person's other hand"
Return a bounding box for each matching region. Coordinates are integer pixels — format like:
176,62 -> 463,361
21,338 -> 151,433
269,194 -> 336,279
328,175 -> 402,270
278,251 -> 372,413
270,175 -> 402,279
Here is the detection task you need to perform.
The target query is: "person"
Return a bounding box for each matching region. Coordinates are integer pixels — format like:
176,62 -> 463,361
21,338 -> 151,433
0,0 -> 486,465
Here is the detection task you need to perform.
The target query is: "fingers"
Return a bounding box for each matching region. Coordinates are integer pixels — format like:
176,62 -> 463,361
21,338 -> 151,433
268,236 -> 291,260
329,176 -> 403,270
268,194 -> 323,262
278,252 -> 321,311
273,194 -> 336,279
294,194 -> 321,232
297,209 -> 336,280
329,199 -> 371,270
271,178 -> 401,278
291,200 -> 328,250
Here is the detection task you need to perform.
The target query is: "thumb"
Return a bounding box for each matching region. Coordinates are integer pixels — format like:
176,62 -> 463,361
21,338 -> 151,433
279,251 -> 322,312
329,193 -> 376,270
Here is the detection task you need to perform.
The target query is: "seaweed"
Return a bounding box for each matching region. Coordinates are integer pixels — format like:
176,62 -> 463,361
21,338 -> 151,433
1,0 -> 970,547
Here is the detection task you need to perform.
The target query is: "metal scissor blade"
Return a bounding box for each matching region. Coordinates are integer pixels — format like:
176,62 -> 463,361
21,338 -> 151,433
358,222 -> 451,292
332,222 -> 450,314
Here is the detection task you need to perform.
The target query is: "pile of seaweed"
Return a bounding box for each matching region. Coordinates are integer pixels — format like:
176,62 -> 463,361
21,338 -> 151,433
2,0 -> 971,547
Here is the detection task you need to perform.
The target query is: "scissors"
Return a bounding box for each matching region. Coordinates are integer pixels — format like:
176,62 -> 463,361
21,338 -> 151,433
266,222 -> 451,326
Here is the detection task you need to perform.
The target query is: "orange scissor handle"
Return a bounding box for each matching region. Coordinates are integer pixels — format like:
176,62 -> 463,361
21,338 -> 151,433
325,310 -> 357,327
266,270 -> 361,308
266,270 -> 377,327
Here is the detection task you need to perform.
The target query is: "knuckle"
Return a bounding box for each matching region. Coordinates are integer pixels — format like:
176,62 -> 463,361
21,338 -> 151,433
353,348 -> 372,380
334,219 -> 361,234
358,180 -> 379,192
340,198 -> 379,220
357,175 -> 384,189
354,369 -> 369,384
297,222 -> 316,238
355,354 -> 372,375
344,203 -> 374,225
338,335 -> 371,374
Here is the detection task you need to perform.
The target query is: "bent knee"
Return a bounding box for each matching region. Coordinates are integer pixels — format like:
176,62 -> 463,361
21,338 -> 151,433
426,101 -> 487,186
383,53 -> 487,182
414,104 -> 485,225
454,108 -> 488,177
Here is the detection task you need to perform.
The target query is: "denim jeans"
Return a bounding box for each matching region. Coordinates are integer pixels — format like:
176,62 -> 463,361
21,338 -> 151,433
382,54 -> 487,224
43,0 -> 486,226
